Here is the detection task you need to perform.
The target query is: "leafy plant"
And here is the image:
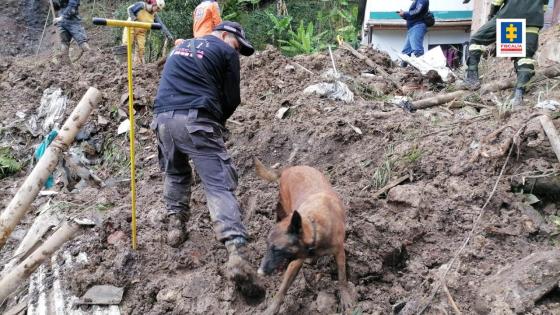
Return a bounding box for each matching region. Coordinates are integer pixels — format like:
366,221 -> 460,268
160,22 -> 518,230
266,12 -> 292,46
279,21 -> 327,55
0,148 -> 22,179
403,147 -> 423,164
372,145 -> 395,190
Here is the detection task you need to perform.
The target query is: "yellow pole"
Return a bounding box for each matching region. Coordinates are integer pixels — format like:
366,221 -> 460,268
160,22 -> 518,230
93,18 -> 162,250
126,26 -> 138,250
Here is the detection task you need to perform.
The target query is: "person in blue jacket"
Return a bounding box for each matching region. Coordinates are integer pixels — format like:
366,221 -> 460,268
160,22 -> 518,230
398,0 -> 430,65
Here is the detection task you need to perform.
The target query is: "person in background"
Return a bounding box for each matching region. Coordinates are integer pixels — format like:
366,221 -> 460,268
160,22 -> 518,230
123,0 -> 173,64
175,0 -> 222,47
398,0 -> 430,67
52,0 -> 90,64
463,0 -> 548,106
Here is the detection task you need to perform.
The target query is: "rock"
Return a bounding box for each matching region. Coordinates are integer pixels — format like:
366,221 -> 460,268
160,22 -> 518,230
314,291 -> 336,314
387,184 -> 423,208
157,287 -> 180,303
516,202 -> 554,235
476,250 -> 560,314
107,230 -> 126,245
98,115 -> 109,126
78,285 -> 124,305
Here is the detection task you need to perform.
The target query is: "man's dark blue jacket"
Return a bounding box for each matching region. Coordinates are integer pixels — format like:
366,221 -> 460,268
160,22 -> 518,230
403,0 -> 429,29
154,36 -> 240,125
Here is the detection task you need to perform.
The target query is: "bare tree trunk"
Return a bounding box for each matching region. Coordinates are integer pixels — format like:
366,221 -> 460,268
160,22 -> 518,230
0,87 -> 100,250
540,115 -> 560,163
276,0 -> 288,16
411,66 -> 560,110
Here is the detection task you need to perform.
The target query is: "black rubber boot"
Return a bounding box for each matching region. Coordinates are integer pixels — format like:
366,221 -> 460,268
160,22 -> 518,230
511,88 -> 524,107
225,237 -> 266,304
464,69 -> 481,90
464,50 -> 482,90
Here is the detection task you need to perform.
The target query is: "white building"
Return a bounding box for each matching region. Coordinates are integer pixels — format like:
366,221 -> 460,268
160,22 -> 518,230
362,0 -> 473,65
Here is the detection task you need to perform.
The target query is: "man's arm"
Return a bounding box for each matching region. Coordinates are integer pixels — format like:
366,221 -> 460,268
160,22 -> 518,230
212,2 -> 223,28
221,52 -> 241,121
127,2 -> 146,21
403,0 -> 427,20
60,0 -> 80,19
154,15 -> 174,39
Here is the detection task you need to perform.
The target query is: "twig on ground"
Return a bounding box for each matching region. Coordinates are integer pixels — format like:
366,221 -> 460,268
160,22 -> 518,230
415,141 -> 515,315
441,282 -> 462,315
292,62 -> 314,75
372,172 -> 412,199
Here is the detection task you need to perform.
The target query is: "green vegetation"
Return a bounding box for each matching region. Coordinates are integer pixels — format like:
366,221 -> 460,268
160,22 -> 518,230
372,145 -> 394,190
102,140 -> 130,176
109,0 -> 360,60
0,148 -> 22,179
403,146 -> 423,164
279,21 -> 327,55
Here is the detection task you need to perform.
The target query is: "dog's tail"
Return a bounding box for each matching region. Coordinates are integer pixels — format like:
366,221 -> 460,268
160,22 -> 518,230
254,157 -> 280,182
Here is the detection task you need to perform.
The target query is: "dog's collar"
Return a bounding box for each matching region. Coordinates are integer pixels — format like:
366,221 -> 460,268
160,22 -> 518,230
305,216 -> 317,256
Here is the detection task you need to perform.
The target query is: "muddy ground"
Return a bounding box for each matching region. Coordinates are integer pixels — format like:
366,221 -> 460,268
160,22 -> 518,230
2,1 -> 560,314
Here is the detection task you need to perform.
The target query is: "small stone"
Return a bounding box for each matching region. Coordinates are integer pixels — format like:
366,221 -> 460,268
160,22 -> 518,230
387,184 -> 423,208
107,230 -> 125,245
98,115 -> 109,126
314,291 -> 336,314
156,287 -> 179,303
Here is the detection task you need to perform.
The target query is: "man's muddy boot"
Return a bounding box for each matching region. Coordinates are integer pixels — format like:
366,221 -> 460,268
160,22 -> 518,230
53,44 -> 71,65
225,237 -> 266,304
461,50 -> 482,90
464,69 -> 481,90
166,212 -> 187,247
71,42 -> 91,63
511,88 -> 524,107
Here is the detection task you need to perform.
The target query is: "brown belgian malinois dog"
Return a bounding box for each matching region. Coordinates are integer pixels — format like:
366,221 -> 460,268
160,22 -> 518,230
254,158 -> 352,314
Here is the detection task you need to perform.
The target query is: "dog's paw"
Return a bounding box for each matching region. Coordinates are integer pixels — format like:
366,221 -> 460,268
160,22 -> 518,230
339,288 -> 354,314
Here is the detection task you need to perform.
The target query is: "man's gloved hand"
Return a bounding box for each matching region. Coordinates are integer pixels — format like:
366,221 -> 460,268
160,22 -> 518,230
164,31 -> 174,41
53,16 -> 63,25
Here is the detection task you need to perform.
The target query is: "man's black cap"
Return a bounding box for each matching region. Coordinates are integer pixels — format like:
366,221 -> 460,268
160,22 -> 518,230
213,21 -> 255,56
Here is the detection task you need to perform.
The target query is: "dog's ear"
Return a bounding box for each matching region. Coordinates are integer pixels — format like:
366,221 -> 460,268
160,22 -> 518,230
288,210 -> 302,235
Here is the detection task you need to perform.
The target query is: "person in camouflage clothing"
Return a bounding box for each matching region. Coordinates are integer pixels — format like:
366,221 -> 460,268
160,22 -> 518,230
463,0 -> 549,106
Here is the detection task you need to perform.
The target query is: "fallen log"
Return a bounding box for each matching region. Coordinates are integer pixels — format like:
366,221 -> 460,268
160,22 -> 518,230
0,219 -> 90,302
0,87 -> 100,250
540,115 -> 560,164
412,66 -> 560,110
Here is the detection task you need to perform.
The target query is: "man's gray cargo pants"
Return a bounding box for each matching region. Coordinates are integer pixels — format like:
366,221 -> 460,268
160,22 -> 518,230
151,109 -> 247,242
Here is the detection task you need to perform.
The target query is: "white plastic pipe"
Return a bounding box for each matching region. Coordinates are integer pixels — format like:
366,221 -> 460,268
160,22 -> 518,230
0,220 -> 82,302
0,87 -> 101,249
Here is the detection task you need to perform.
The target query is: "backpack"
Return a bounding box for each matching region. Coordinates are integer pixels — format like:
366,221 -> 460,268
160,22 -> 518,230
424,11 -> 435,27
